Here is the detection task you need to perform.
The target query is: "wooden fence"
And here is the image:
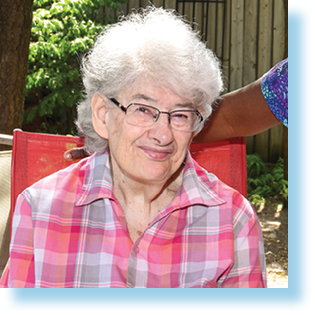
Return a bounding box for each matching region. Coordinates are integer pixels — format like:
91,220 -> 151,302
106,0 -> 288,162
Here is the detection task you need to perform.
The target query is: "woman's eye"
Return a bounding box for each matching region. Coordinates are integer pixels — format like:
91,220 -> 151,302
137,106 -> 149,113
172,113 -> 189,120
136,106 -> 157,118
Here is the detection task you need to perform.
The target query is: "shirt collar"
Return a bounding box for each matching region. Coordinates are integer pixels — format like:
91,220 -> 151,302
75,150 -> 226,208
75,150 -> 114,206
173,151 -> 226,208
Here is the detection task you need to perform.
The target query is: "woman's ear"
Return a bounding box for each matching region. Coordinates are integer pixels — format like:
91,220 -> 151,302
91,94 -> 109,139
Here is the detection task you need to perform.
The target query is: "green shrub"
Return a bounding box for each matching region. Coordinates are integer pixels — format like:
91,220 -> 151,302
24,0 -> 126,135
247,154 -> 288,205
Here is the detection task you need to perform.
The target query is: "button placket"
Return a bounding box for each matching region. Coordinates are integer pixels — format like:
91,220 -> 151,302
126,238 -> 142,287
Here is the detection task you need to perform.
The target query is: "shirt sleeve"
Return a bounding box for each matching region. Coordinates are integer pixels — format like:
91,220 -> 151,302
0,193 -> 36,288
261,58 -> 288,127
218,194 -> 267,288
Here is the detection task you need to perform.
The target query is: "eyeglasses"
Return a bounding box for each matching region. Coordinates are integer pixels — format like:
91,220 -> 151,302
110,98 -> 203,132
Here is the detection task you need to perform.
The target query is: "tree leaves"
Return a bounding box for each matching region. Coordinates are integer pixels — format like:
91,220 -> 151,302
25,0 -> 126,134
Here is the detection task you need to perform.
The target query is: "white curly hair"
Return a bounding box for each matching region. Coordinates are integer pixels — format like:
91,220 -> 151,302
76,6 -> 223,153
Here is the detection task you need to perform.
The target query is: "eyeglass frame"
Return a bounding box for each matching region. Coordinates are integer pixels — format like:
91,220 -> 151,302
109,98 -> 203,132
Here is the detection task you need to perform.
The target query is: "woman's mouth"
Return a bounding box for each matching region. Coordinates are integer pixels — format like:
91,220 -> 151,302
139,146 -> 173,160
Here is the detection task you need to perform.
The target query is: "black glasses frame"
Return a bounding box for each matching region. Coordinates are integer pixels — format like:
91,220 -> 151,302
109,98 -> 203,126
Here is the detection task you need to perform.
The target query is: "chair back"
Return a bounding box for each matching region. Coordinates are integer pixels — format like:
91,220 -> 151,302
10,130 -> 85,232
10,130 -> 246,235
189,137 -> 247,196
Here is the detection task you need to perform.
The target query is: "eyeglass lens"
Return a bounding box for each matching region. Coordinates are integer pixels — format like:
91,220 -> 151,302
126,104 -> 199,131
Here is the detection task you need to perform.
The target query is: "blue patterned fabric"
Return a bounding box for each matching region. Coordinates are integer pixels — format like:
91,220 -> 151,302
261,58 -> 288,127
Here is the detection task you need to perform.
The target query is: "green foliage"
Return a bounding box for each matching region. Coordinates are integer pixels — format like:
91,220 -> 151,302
248,194 -> 265,208
25,0 -> 126,134
247,154 -> 288,205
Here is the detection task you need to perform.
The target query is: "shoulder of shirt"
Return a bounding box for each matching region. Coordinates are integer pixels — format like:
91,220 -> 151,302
201,168 -> 256,227
189,157 -> 255,218
189,157 -> 246,201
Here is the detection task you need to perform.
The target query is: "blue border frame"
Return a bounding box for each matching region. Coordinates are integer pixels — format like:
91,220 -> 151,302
6,14 -> 304,315
12,15 -> 298,306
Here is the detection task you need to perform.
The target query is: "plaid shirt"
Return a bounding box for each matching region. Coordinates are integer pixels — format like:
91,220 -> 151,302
0,150 -> 266,288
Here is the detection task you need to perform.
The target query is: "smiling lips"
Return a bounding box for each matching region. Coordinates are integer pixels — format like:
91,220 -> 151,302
139,146 -> 173,160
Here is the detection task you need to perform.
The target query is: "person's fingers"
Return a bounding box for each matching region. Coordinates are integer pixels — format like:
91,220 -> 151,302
64,147 -> 89,161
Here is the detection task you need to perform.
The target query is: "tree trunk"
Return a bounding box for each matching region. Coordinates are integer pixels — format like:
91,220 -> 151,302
0,0 -> 34,150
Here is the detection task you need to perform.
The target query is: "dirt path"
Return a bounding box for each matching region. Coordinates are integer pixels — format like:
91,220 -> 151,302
256,198 -> 288,288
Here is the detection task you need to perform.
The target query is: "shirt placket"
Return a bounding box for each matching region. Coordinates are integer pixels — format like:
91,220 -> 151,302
125,206 -> 182,288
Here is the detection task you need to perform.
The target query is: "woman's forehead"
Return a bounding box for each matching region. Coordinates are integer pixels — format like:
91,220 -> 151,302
119,82 -> 194,108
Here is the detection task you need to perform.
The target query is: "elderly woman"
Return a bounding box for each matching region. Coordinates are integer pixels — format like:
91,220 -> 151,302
0,7 -> 266,288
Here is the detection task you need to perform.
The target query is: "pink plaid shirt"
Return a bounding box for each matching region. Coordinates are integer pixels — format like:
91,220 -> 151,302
0,150 -> 266,288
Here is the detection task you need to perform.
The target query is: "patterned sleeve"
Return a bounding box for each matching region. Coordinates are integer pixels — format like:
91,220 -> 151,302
261,58 -> 288,127
0,193 -> 36,288
218,194 -> 267,288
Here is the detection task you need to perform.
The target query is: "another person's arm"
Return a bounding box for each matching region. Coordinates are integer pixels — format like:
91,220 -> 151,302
194,77 -> 281,143
194,58 -> 288,143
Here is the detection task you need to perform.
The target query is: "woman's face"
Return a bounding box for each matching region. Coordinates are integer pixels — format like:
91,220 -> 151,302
93,82 -> 195,186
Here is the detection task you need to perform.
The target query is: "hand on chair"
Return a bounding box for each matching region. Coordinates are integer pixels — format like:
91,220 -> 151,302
63,147 -> 89,161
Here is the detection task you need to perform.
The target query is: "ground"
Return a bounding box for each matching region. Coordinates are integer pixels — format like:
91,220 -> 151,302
256,197 -> 288,288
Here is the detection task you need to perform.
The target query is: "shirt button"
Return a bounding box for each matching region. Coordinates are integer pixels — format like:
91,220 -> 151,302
134,247 -> 139,254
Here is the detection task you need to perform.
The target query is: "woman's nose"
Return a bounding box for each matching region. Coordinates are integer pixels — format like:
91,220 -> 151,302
147,113 -> 174,145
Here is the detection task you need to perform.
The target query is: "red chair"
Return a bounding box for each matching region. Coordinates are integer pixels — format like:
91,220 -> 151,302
190,137 -> 247,197
10,130 -> 85,235
10,130 -> 246,236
